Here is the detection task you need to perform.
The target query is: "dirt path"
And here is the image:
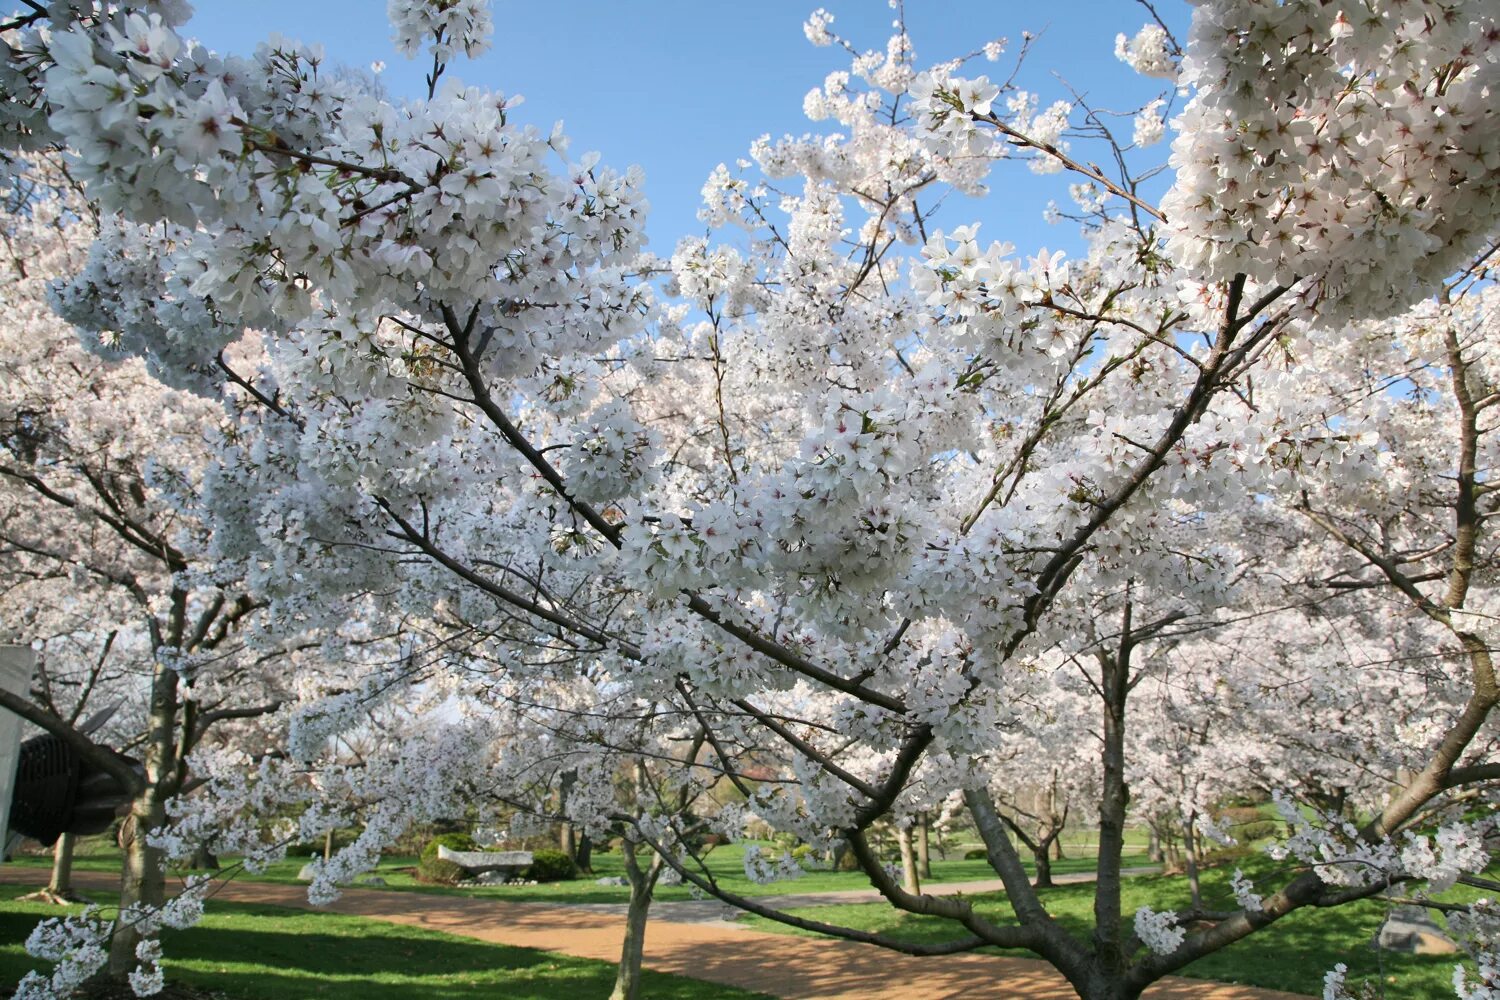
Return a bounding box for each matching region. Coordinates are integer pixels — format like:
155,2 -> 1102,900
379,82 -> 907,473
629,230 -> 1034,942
0,868 -> 1309,999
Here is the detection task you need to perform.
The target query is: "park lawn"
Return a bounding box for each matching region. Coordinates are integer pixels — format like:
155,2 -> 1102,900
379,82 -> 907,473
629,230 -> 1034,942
738,858 -> 1472,998
9,836 -> 1152,906
0,886 -> 771,1000
322,842 -> 1153,905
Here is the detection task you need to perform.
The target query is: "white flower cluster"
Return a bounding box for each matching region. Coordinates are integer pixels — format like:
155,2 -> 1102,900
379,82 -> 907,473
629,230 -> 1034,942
287,667 -> 407,761
1455,964 -> 1500,1000
803,9 -> 836,47
565,401 -> 660,504
1400,822 -> 1491,894
1008,92 -> 1074,174
1263,790 -> 1496,900
914,226 -> 1098,367
742,845 -> 806,885
388,0 -> 495,62
1163,0 -> 1500,321
907,72 -> 1001,161
12,879 -> 203,999
127,940 -> 165,997
667,238 -> 761,314
1194,811 -> 1235,847
1449,901 -> 1500,1000
1322,963 -> 1350,1000
43,14 -> 242,226
1229,868 -> 1263,913
14,912 -> 111,999
1263,791 -> 1395,887
1132,99 -> 1166,148
1133,905 -> 1185,956
1114,24 -> 1177,80
39,16 -> 649,394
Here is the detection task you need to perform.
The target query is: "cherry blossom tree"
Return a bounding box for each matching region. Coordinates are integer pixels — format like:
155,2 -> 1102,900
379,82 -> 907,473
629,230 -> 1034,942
1,1 -> 1497,999
0,157 -> 318,990
983,693 -> 1097,890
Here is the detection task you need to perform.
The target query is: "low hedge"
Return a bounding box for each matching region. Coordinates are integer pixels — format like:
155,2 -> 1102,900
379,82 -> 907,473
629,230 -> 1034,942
418,832 -> 478,885
525,848 -> 578,883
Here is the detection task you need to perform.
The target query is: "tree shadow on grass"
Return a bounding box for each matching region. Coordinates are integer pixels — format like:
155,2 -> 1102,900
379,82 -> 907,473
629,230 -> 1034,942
165,923 -> 757,1000
4,904 -> 762,1000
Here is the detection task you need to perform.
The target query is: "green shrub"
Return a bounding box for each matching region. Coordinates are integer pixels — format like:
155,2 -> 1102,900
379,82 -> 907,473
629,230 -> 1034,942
790,844 -> 815,862
1203,844 -> 1254,866
1232,820 -> 1278,842
421,832 -> 479,860
525,848 -> 578,882
964,847 -> 989,860
418,832 -> 478,885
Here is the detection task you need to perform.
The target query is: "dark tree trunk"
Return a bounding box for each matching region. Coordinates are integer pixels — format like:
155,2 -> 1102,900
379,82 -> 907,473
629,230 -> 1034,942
1076,968 -> 1148,1000
188,842 -> 219,870
1032,845 -> 1054,889
610,838 -> 661,1000
1091,636 -> 1133,984
558,770 -> 578,860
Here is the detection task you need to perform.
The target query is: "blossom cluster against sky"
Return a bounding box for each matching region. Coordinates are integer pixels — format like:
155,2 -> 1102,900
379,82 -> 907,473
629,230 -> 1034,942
186,0 -> 1185,257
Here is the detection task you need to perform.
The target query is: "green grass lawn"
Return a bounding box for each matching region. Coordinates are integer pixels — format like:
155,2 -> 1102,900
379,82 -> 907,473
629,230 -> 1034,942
738,858 -> 1471,998
7,837 -> 1152,906
20,837 -> 1461,997
0,886 -> 770,1000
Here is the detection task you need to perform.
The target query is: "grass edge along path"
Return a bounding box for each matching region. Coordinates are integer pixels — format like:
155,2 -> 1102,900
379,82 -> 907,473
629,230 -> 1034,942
0,868 -> 1308,999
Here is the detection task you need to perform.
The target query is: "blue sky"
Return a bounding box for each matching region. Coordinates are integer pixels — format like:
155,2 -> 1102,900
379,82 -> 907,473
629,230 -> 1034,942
186,1 -> 1187,258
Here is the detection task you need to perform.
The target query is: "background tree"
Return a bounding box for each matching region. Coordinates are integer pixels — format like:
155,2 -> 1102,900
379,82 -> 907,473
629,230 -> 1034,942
0,159 -> 304,986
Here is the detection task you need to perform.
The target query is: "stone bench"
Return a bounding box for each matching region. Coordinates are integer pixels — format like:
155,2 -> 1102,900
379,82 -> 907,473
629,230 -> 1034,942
1375,907 -> 1458,955
437,846 -> 533,879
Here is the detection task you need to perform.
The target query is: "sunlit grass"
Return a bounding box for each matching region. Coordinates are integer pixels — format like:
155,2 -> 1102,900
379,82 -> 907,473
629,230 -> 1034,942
739,857 -> 1471,998
0,887 -> 770,1000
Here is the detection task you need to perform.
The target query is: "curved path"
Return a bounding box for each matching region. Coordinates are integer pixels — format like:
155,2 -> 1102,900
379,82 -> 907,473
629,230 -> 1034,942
0,868 -> 1309,1000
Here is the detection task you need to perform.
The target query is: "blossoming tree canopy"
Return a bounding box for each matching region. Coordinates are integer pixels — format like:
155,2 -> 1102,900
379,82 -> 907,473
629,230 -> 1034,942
1162,0 -> 1499,322
0,158 -> 353,995
1,0 -> 1498,999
